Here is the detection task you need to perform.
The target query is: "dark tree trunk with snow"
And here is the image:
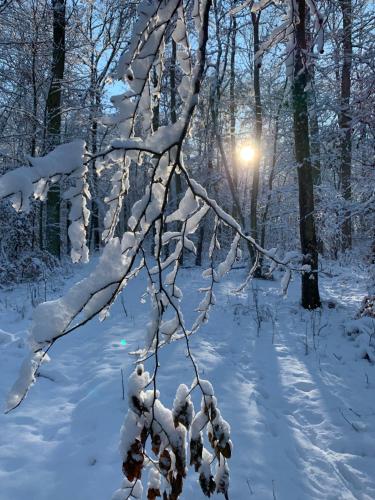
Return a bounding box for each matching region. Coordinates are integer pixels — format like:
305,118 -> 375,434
45,0 -> 66,258
88,13 -> 100,252
88,97 -> 100,251
292,0 -> 321,309
339,0 -> 353,251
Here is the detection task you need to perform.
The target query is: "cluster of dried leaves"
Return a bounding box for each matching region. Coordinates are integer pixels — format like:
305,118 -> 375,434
120,365 -> 231,499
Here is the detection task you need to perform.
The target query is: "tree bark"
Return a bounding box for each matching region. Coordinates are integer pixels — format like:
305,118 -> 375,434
170,38 -> 183,264
260,95 -> 283,251
308,85 -> 321,186
305,7 -> 321,186
305,6 -> 323,254
229,15 -> 237,191
45,0 -> 66,258
170,39 -> 182,200
250,12 -> 262,265
339,0 -> 353,251
292,0 -> 321,309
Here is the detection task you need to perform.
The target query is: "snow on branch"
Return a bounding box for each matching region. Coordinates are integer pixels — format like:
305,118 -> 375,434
250,0 -> 325,74
0,140 -> 89,263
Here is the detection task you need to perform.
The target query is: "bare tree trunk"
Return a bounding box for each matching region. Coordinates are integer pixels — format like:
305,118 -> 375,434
292,0 -> 321,309
89,89 -> 101,250
250,11 -> 262,265
170,38 -> 183,264
306,7 -> 323,254
87,4 -> 100,252
305,7 -> 321,186
308,87 -> 324,255
30,37 -> 41,251
229,14 -> 237,193
45,0 -> 66,258
339,0 -> 353,251
260,98 -> 282,251
170,39 -> 182,202
31,42 -> 38,157
308,86 -> 321,185
150,66 -> 160,257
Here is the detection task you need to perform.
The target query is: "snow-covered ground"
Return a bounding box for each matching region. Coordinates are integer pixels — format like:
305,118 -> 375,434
0,261 -> 374,499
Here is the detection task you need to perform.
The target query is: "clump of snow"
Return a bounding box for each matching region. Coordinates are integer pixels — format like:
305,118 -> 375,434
166,189 -> 198,223
172,384 -> 194,429
119,410 -> 144,461
0,140 -> 89,262
215,458 -> 230,497
215,234 -> 241,281
191,409 -> 209,441
6,351 -> 49,412
160,315 -> 181,342
128,364 -> 150,402
112,478 -> 143,500
31,237 -> 126,344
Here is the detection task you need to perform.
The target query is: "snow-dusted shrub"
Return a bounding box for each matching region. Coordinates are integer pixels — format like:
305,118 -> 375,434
357,296 -> 375,320
0,201 -> 59,284
345,315 -> 375,364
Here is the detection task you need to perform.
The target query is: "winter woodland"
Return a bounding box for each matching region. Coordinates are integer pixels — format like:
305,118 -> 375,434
0,0 -> 374,499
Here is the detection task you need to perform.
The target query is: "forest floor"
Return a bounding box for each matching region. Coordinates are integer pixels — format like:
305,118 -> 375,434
0,258 -> 375,500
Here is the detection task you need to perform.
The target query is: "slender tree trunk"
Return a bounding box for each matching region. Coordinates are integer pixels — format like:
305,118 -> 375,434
305,7 -> 321,186
45,0 -> 66,258
260,103 -> 281,251
250,12 -> 262,265
170,39 -> 183,264
229,15 -> 237,192
308,85 -> 321,185
89,92 -> 101,251
87,4 -> 100,252
31,42 -> 38,157
196,129 -> 215,267
170,39 -> 182,201
30,38 -> 41,251
308,87 -> 324,255
292,0 -> 321,309
150,66 -> 161,257
339,0 -> 353,251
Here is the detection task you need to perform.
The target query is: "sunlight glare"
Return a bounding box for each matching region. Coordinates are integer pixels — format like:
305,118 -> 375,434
239,145 -> 256,163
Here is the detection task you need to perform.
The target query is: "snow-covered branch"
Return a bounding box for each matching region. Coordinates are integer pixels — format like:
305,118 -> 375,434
0,140 -> 89,263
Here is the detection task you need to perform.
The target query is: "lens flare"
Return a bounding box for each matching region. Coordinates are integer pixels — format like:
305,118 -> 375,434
239,145 -> 256,162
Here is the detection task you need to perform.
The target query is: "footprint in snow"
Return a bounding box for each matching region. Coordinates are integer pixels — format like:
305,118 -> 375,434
294,381 -> 316,393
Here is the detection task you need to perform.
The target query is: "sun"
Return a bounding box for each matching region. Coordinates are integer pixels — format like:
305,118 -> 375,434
239,145 -> 256,162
